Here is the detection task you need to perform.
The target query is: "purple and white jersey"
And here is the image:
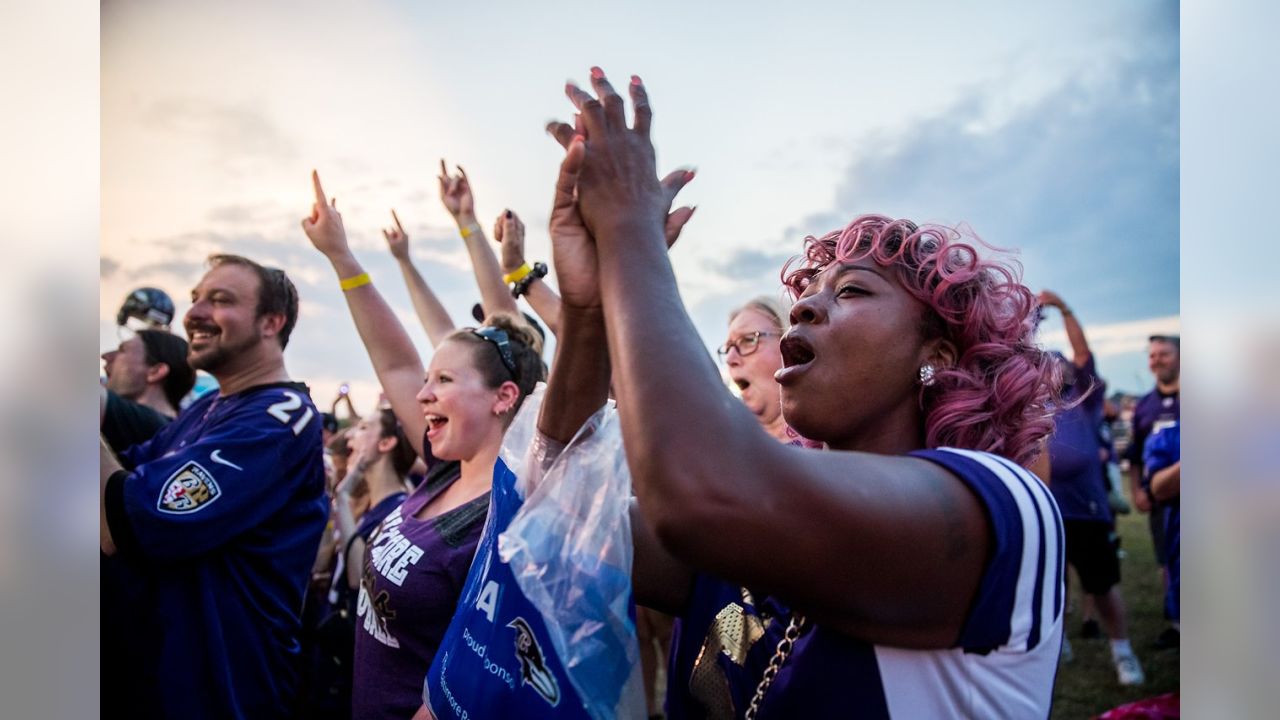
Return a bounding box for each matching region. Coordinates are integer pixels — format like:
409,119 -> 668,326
667,448 -> 1064,719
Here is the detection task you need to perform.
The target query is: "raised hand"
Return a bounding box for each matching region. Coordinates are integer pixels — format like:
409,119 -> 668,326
554,68 -> 674,244
1037,290 -> 1066,311
546,121 -> 695,309
301,170 -> 350,259
437,159 -> 476,221
548,70 -> 696,248
383,209 -> 410,261
547,140 -> 601,309
492,210 -> 526,274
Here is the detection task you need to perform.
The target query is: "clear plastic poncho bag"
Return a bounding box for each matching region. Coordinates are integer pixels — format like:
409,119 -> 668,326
497,385 -> 645,719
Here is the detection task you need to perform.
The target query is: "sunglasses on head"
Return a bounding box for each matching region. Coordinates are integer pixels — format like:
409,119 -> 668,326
471,326 -> 517,378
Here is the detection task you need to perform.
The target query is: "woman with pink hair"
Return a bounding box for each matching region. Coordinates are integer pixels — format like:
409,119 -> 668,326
536,68 -> 1066,718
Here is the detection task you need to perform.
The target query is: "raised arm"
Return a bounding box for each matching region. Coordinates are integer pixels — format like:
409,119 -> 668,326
384,209 -> 456,347
494,210 -> 563,337
438,160 -> 520,318
334,454 -> 371,590
1039,289 -> 1090,366
332,386 -> 361,421
560,69 -> 991,648
301,171 -> 428,459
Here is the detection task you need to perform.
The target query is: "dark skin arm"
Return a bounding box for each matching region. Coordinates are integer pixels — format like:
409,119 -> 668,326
538,120 -> 697,613
558,69 -> 989,648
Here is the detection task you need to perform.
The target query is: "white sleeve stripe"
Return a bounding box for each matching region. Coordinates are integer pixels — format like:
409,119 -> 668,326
941,449 -> 1062,652
990,453 -> 1066,647
942,449 -> 1041,651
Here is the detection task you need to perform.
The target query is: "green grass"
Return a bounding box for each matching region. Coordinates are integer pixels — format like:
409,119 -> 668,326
1051,512 -> 1179,719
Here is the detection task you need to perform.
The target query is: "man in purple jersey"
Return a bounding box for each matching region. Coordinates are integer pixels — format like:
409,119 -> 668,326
99,254 -> 328,719
1039,291 -> 1145,685
1124,334 -> 1180,648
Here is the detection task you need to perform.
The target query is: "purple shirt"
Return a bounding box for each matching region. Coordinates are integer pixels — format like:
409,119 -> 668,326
351,464 -> 488,719
1047,356 -> 1113,522
1125,386 -> 1180,469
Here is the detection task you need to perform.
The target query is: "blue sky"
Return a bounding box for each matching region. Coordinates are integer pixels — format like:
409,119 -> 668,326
101,0 -> 1178,402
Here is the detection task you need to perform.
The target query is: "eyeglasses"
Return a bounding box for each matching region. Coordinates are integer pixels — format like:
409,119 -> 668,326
471,326 -> 517,378
716,331 -> 780,360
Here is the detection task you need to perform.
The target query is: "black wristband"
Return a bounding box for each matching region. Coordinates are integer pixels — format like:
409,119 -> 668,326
511,262 -> 548,298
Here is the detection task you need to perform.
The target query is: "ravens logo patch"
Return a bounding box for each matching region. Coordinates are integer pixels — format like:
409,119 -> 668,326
157,461 -> 222,514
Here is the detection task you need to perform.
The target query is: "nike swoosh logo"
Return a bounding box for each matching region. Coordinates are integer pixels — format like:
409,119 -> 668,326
210,449 -> 244,471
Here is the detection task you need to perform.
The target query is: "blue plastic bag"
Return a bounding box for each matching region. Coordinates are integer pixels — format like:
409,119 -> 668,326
497,387 -> 644,719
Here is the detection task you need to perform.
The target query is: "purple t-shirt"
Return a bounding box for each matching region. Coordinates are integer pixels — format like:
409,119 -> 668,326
1125,386 -> 1180,469
1047,356 -> 1113,522
351,464 -> 488,719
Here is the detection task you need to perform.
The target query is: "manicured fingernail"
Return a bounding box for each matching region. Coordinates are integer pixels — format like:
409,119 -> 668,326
631,75 -> 642,85
590,66 -> 604,80
685,168 -> 697,182
505,210 -> 512,219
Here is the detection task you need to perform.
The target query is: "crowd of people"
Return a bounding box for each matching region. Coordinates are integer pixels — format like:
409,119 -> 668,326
99,68 -> 1180,719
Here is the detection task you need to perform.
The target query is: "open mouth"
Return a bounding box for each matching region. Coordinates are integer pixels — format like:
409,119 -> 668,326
775,333 -> 816,384
733,377 -> 751,391
425,414 -> 449,437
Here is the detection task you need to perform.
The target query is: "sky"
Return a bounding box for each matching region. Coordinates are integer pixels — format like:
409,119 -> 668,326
100,0 -> 1179,408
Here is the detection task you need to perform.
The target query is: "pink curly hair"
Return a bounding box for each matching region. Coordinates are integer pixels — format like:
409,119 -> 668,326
782,214 -> 1058,466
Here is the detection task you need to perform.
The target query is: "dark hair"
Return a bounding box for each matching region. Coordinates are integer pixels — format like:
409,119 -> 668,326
327,429 -> 352,457
1149,334 -> 1180,350
445,312 -> 546,417
136,329 -> 196,410
207,254 -> 300,349
376,408 -> 418,478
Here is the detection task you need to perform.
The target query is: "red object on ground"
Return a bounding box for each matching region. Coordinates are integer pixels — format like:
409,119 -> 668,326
1095,692 -> 1179,719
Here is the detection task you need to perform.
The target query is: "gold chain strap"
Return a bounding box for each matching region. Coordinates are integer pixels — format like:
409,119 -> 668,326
743,612 -> 806,720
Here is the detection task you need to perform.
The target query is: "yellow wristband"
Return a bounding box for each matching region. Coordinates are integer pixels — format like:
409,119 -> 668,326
459,222 -> 482,239
502,263 -> 533,285
339,272 -> 371,291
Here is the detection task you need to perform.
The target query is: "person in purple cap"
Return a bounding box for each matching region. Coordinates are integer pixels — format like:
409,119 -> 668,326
531,67 -> 1067,719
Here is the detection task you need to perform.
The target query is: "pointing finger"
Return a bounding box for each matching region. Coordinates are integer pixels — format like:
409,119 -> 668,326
311,170 -> 327,207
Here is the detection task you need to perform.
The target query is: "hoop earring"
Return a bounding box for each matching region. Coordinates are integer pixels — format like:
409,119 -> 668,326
918,364 -> 937,387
